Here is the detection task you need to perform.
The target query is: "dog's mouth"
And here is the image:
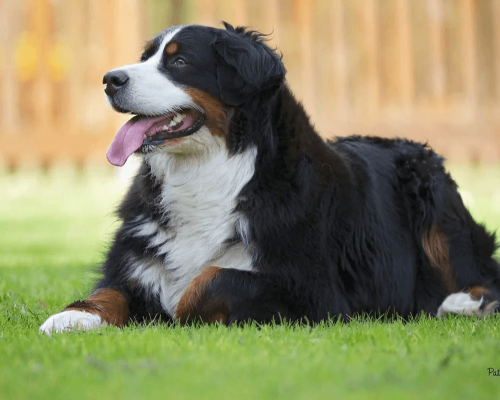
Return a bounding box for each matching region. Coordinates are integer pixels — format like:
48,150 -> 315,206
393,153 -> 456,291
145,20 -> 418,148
106,109 -> 205,166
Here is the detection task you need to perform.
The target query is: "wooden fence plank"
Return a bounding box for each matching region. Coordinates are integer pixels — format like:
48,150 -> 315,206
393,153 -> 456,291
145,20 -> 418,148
476,0 -> 496,103
344,1 -> 368,111
312,0 -> 335,130
194,0 -> 215,26
461,0 -> 477,111
332,0 -> 348,116
428,0 -> 446,108
0,0 -> 21,134
295,0 -> 314,112
65,0 -> 88,136
409,0 -> 432,102
32,0 -> 52,136
365,0 -> 379,116
232,0 -> 247,25
378,1 -> 402,107
397,0 -> 413,110
494,0 -> 500,102
442,0 -> 464,99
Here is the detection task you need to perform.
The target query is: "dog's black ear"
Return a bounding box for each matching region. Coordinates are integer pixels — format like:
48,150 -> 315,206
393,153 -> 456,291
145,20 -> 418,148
213,22 -> 286,106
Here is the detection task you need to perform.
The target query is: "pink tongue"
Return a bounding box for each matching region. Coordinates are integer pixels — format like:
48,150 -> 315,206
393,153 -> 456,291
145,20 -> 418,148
106,115 -> 166,167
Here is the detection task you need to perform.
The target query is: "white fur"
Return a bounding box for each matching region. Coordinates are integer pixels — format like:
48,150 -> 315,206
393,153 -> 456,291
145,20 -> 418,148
147,228 -> 172,252
437,292 -> 491,317
39,310 -> 105,334
125,129 -> 257,316
134,220 -> 158,237
106,26 -> 199,116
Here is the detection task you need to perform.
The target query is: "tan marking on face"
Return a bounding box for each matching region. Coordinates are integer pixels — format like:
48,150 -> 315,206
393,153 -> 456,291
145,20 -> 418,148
184,89 -> 229,138
175,266 -> 230,325
422,227 -> 457,293
64,289 -> 129,327
165,41 -> 179,55
145,40 -> 153,52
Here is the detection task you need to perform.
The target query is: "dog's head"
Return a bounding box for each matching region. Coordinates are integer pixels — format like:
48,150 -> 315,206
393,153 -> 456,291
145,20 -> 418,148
104,23 -> 285,166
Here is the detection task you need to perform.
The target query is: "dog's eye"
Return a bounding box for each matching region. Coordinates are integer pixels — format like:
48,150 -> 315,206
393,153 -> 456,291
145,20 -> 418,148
174,58 -> 186,66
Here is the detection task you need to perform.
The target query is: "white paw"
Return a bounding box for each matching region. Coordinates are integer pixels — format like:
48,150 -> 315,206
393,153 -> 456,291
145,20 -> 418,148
39,310 -> 106,334
437,292 -> 483,317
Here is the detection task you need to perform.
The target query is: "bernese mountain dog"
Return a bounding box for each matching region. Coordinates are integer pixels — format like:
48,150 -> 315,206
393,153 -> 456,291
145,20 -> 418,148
40,23 -> 500,333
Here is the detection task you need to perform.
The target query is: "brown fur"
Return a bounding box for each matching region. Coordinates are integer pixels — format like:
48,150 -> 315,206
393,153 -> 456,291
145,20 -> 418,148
467,286 -> 499,315
165,41 -> 179,55
422,227 -> 457,293
145,40 -> 153,52
162,137 -> 187,147
185,89 -> 228,138
468,286 -> 489,300
175,266 -> 231,325
64,289 -> 129,327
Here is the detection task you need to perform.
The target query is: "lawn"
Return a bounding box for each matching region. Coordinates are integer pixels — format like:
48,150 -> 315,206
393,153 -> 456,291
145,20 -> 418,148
1,164 -> 499,400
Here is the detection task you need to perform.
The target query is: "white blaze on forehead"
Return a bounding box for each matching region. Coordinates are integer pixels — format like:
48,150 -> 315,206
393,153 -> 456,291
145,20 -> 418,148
106,25 -> 198,116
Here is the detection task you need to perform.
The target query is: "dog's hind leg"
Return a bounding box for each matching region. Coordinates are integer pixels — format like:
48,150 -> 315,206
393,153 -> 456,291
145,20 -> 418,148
175,267 -> 295,325
39,289 -> 129,334
437,285 -> 500,317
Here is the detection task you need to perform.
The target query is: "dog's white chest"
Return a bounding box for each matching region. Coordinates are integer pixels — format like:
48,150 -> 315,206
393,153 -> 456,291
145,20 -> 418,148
128,142 -> 257,317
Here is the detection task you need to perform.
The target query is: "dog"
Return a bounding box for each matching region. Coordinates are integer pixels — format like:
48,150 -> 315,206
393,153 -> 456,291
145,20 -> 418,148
40,23 -> 500,333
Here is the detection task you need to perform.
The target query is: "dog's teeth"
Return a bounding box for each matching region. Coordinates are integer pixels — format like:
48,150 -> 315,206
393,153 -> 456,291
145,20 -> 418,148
163,125 -> 169,130
167,113 -> 185,128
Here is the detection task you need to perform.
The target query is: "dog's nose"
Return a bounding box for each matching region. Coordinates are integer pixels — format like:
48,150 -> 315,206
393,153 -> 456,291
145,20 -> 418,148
103,71 -> 129,96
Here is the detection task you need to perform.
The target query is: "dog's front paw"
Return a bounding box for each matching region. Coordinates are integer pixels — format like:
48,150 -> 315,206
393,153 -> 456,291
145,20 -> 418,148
39,310 -> 106,334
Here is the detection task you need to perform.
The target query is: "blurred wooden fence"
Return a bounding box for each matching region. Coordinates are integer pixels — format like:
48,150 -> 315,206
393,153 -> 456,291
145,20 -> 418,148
0,0 -> 145,169
1,0 -> 500,169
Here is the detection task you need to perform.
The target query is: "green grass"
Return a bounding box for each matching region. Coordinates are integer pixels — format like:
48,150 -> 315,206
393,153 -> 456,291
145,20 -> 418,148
1,165 -> 500,400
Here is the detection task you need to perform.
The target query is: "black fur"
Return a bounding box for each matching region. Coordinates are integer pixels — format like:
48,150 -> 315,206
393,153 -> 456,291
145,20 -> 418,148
96,23 -> 500,324
213,22 -> 286,106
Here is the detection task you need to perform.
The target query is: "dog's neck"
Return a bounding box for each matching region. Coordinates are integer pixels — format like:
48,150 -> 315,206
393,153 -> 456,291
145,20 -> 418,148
276,85 -> 324,151
236,84 -> 324,161
142,127 -> 257,219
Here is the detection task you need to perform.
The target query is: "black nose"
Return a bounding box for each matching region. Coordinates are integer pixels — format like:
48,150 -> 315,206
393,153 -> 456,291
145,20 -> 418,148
103,70 -> 129,96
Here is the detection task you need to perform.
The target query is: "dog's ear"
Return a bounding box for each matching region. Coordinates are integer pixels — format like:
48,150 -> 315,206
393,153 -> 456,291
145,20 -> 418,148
213,22 -> 286,106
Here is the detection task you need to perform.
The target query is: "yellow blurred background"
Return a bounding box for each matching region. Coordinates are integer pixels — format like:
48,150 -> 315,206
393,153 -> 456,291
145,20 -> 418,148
1,0 -> 499,170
